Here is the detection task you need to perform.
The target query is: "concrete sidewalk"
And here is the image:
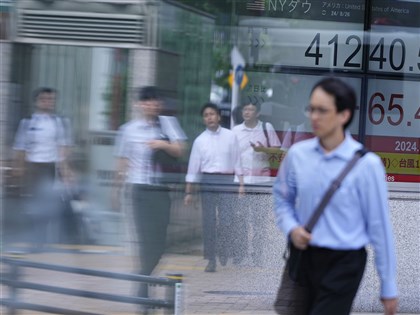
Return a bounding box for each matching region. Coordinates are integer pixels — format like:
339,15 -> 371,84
1,243 -> 417,315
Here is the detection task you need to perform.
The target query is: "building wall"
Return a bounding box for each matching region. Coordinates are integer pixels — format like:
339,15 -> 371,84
0,0 -> 418,312
0,42 -> 12,194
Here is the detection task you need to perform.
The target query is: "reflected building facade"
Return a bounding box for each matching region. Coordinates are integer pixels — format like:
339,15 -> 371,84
0,0 -> 419,313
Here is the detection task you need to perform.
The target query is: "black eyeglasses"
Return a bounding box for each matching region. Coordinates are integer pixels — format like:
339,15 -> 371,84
305,105 -> 334,117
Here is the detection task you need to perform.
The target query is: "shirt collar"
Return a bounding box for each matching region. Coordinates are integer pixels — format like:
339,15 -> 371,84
240,120 -> 261,131
137,117 -> 158,128
314,131 -> 360,160
206,125 -> 222,134
33,113 -> 54,119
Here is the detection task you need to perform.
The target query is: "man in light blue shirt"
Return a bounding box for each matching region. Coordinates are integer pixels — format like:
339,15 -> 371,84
273,77 -> 398,315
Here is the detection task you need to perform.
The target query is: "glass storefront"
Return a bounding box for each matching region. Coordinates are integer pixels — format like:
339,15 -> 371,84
1,1 -> 419,314
226,0 -> 419,187
5,0 -> 419,189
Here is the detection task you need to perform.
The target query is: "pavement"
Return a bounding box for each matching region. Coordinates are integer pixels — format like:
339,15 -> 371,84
0,241 -> 417,315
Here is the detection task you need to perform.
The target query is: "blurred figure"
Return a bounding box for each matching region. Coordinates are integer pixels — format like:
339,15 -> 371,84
184,103 -> 244,272
274,77 -> 398,315
232,102 -> 282,267
13,87 -> 73,251
114,86 -> 186,310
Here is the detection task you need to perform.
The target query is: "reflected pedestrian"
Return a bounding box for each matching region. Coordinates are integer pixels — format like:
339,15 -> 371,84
184,103 -> 244,272
13,87 -> 72,251
232,102 -> 282,266
114,86 -> 187,311
273,77 -> 398,314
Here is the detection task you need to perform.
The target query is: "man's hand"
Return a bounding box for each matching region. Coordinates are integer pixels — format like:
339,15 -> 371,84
238,184 -> 245,197
381,297 -> 398,315
184,194 -> 193,206
112,188 -> 121,211
148,140 -> 169,150
250,141 -> 266,152
290,226 -> 312,250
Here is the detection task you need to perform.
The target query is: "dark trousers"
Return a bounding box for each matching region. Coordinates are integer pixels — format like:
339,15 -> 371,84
305,246 -> 367,315
131,184 -> 170,297
25,162 -> 56,195
200,174 -> 239,261
24,162 -> 60,249
236,191 -> 268,263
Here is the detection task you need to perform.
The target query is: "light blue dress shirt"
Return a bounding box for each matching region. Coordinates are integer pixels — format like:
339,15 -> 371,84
273,132 -> 397,298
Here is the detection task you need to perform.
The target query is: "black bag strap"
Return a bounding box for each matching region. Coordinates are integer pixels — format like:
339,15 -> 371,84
262,122 -> 270,147
305,148 -> 368,233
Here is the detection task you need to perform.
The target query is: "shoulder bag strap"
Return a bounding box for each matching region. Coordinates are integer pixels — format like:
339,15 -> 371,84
262,122 -> 270,147
305,148 -> 368,233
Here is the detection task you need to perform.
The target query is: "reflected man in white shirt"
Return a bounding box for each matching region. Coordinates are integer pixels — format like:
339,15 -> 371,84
184,103 -> 244,272
13,87 -> 73,251
114,86 -> 187,306
232,102 -> 282,266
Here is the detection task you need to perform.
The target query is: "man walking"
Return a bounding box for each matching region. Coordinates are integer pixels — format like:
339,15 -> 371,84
184,103 -> 244,272
232,102 -> 282,266
114,86 -> 187,309
13,87 -> 72,251
273,77 -> 398,314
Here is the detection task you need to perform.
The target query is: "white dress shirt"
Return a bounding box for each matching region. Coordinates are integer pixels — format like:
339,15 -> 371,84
13,113 -> 70,163
232,120 -> 281,184
115,116 -> 187,185
185,126 -> 243,183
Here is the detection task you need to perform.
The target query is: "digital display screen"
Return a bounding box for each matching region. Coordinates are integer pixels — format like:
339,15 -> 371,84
369,0 -> 420,75
236,0 -> 420,75
234,0 -> 420,184
236,0 -> 365,70
365,79 -> 420,183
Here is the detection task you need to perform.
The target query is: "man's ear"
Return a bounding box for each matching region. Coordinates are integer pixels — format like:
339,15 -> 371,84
340,109 -> 351,126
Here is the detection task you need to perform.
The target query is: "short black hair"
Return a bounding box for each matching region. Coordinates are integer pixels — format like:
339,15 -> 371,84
311,77 -> 356,130
242,102 -> 261,112
139,86 -> 160,101
200,102 -> 220,116
33,87 -> 56,101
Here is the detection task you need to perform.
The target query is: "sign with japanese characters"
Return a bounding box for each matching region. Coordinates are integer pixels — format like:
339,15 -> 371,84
365,79 -> 420,183
237,16 -> 365,70
237,0 -> 365,23
234,0 -> 420,184
236,0 -> 420,75
368,0 -> 420,76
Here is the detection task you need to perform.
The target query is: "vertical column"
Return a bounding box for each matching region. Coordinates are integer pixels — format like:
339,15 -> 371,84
0,42 -> 12,196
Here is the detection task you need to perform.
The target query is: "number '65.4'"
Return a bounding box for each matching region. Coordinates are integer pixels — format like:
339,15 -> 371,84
368,93 -> 404,126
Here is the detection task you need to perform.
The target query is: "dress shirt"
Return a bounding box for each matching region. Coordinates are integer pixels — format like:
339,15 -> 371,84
115,116 -> 187,185
232,121 -> 281,184
185,126 -> 243,183
13,113 -> 69,163
273,132 -> 397,298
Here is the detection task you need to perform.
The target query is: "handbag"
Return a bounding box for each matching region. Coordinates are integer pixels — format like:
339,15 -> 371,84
151,117 -> 184,184
262,122 -> 286,177
274,148 -> 367,315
